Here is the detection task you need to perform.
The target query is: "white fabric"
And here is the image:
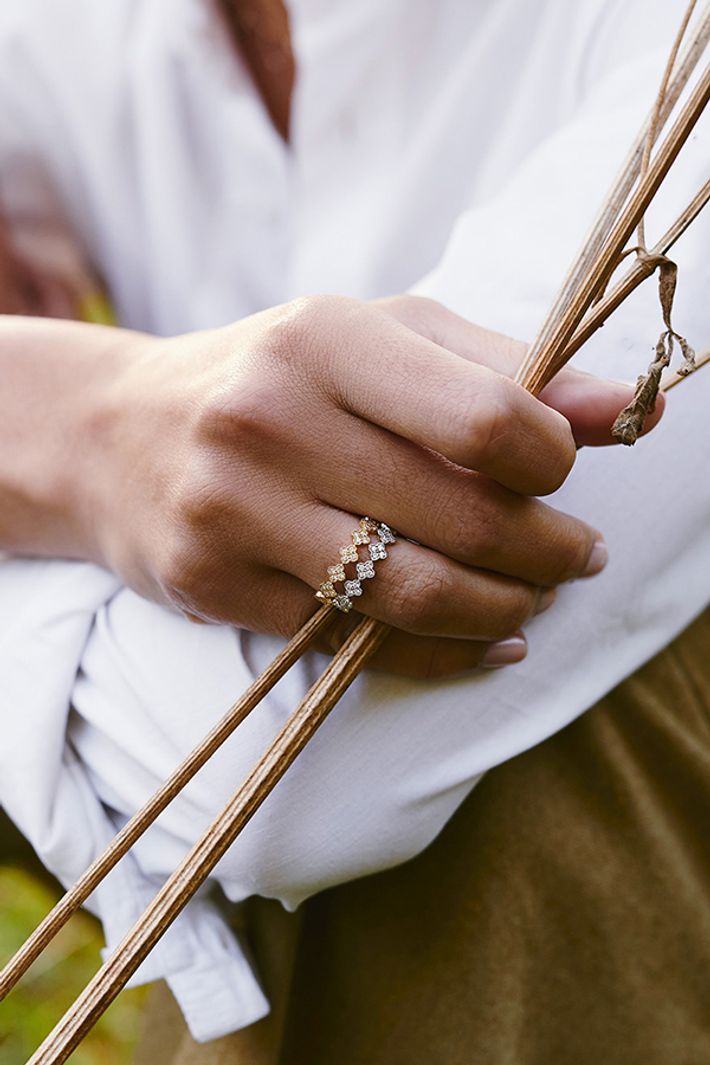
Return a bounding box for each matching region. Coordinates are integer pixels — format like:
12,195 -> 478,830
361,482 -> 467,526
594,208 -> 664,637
0,0 -> 709,1043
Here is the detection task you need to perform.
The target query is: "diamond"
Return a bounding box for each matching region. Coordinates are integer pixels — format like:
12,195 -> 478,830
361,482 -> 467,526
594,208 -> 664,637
318,581 -> 337,599
327,563 -> 346,582
352,528 -> 370,546
377,524 -> 396,544
333,595 -> 353,613
356,560 -> 375,580
340,544 -> 358,564
360,517 -> 378,533
344,579 -> 362,597
369,541 -> 387,561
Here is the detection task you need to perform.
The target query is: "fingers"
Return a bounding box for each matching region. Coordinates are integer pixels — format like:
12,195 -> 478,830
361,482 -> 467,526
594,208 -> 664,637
274,505 -> 556,642
377,294 -> 665,445
305,410 -> 605,586
322,616 -> 528,677
302,297 -> 576,496
193,563 -> 529,680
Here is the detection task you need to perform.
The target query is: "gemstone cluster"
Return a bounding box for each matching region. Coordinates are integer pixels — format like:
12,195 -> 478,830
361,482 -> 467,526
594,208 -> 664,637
315,517 -> 397,612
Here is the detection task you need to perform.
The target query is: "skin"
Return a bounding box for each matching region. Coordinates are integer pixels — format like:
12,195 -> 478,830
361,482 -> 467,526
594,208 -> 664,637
0,295 -> 663,678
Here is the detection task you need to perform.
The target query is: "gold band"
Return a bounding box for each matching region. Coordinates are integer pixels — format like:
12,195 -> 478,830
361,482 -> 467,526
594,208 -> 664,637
316,517 -> 397,612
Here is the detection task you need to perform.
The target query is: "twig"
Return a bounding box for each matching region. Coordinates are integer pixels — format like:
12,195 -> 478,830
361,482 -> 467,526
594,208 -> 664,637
637,0 -> 699,251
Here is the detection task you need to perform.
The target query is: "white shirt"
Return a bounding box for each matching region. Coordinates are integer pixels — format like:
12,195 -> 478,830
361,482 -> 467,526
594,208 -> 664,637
0,0 -> 708,1042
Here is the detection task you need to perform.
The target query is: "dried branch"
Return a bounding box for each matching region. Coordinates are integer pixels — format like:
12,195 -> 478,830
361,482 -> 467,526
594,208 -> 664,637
637,0 -> 700,251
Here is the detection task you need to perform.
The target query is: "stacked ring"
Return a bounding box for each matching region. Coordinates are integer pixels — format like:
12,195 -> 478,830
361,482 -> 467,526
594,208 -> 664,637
316,517 -> 397,612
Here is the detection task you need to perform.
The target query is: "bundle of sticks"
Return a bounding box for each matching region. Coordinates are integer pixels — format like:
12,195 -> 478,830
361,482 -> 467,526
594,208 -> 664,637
2,3 -> 710,1061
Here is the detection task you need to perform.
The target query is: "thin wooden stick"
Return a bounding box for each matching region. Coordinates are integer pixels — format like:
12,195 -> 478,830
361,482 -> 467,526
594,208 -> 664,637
637,0 -> 699,252
0,603 -> 335,1000
27,616 -> 390,1065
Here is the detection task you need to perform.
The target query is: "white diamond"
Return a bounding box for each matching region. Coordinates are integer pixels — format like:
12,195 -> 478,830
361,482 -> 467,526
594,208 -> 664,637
352,528 -> 370,546
344,579 -> 362,597
369,542 -> 387,561
340,544 -> 358,564
378,524 -> 395,544
333,595 -> 353,612
356,560 -> 375,580
327,563 -> 346,582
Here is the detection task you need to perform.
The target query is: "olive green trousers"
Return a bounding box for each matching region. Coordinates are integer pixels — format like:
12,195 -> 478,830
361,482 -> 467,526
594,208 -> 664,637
135,608 -> 710,1065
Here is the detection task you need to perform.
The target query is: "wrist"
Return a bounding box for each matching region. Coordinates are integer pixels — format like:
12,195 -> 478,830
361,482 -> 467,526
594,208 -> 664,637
72,329 -> 163,574
0,317 -> 154,565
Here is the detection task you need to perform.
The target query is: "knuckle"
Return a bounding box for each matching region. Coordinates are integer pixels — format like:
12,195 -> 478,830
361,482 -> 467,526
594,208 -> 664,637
160,476 -> 243,615
199,377 -> 283,449
554,522 -> 595,579
457,376 -> 512,466
157,535 -> 209,615
174,475 -> 235,539
389,559 -> 446,633
539,414 -> 577,494
447,496 -> 502,562
487,584 -> 536,640
268,294 -> 350,362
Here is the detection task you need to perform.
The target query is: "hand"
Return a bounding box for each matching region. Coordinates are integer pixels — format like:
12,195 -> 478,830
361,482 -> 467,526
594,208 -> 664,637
94,294 -> 662,677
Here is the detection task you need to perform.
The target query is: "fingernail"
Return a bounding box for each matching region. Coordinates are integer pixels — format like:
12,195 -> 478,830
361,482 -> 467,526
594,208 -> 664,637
534,587 -> 557,615
583,537 -> 608,577
481,635 -> 527,668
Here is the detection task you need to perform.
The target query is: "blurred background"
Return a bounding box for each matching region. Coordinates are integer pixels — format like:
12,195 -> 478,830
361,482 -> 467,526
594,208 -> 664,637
0,811 -> 146,1064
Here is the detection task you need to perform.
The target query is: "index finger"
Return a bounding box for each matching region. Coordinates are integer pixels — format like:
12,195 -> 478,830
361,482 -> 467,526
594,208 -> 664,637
313,298 -> 576,497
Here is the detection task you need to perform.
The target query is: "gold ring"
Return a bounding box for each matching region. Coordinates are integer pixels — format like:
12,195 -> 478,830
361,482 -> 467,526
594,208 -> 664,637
316,517 -> 397,612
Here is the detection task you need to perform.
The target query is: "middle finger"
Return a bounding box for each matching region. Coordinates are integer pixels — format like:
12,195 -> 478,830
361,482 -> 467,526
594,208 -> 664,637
309,411 -> 605,587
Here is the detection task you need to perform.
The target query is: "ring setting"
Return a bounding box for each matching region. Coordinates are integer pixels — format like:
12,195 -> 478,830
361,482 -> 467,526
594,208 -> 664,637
316,518 -> 397,612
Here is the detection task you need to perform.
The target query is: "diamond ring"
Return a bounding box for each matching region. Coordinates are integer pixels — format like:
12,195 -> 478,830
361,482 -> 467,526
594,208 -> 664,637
316,517 -> 397,612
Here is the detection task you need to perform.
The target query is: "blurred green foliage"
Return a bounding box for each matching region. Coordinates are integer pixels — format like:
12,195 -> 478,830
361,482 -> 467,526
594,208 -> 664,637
0,863 -> 146,1064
